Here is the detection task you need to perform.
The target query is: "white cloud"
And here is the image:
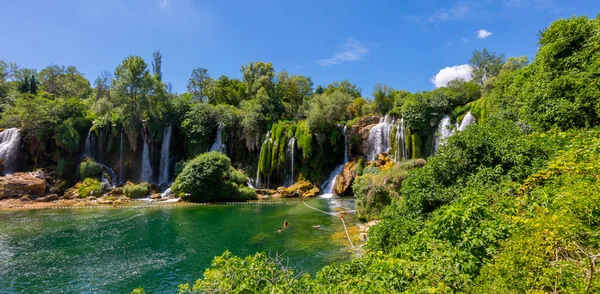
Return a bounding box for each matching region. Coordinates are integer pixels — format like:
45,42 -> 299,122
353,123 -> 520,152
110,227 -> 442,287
430,64 -> 472,88
477,29 -> 493,39
159,0 -> 171,8
427,3 -> 472,23
318,38 -> 369,66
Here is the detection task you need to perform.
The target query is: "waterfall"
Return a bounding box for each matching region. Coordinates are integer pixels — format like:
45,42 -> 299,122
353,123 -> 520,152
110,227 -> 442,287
393,118 -> 408,162
83,127 -> 95,159
321,126 -> 348,197
432,115 -> 454,154
255,131 -> 272,189
119,128 -> 124,184
158,125 -> 172,186
366,115 -> 393,161
284,137 -> 296,187
99,163 -> 117,188
141,127 -> 153,183
209,123 -> 227,154
458,111 -> 476,131
0,128 -> 22,174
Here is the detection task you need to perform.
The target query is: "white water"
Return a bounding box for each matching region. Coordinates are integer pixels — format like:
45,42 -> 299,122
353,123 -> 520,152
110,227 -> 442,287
81,126 -> 117,187
0,128 -> 21,174
432,115 -> 454,154
209,123 -> 227,154
99,163 -> 117,188
83,127 -> 95,158
458,111 -> 476,131
161,187 -> 173,199
321,126 -> 348,197
119,128 -> 124,184
158,125 -> 172,185
284,137 -> 295,187
366,115 -> 393,161
255,131 -> 272,189
393,118 -> 408,161
141,128 -> 153,183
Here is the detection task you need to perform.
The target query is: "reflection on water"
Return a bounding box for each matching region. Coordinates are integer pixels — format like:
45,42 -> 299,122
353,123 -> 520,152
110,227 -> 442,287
0,199 -> 355,293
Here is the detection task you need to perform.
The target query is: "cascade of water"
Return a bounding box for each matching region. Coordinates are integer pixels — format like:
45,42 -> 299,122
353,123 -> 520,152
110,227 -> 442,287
458,111 -> 476,131
119,128 -> 124,184
158,125 -> 172,186
99,163 -> 117,187
255,131 -> 272,189
393,118 -> 408,161
283,137 -> 296,187
321,126 -> 348,197
83,127 -> 95,159
141,127 -> 153,183
209,123 -> 227,153
0,128 -> 22,174
432,115 -> 454,154
247,178 -> 255,189
366,115 -> 393,161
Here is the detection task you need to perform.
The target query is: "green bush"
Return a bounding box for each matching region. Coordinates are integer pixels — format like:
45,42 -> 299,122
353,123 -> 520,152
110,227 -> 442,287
123,182 -> 150,198
172,151 -> 256,202
79,158 -> 102,180
77,178 -> 104,198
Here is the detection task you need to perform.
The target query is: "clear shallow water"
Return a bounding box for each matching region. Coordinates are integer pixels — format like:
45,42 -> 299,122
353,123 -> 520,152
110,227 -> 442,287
0,199 -> 354,293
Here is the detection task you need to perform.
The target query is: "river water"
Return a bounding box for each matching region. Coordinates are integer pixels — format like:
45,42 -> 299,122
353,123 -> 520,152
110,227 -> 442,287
0,199 -> 354,293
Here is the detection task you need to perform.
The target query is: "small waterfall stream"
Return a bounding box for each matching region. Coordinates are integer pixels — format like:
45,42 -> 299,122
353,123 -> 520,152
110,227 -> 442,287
321,126 -> 347,197
432,115 -> 453,154
255,131 -> 272,189
393,118 -> 408,161
209,123 -> 227,153
458,111 -> 476,131
119,128 -> 124,184
366,115 -> 393,161
82,126 -> 117,187
284,137 -> 296,187
158,125 -> 172,186
0,128 -> 22,174
140,126 -> 153,183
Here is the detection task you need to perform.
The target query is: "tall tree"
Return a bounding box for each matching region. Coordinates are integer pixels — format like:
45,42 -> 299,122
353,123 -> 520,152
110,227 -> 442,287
469,48 -> 505,85
187,67 -> 212,102
111,55 -> 153,121
372,83 -> 394,115
241,61 -> 275,97
275,71 -> 313,119
94,71 -> 113,101
152,50 -> 163,81
324,80 -> 361,98
38,65 -> 91,99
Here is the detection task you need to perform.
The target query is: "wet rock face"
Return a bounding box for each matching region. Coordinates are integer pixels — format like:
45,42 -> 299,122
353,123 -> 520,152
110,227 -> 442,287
0,172 -> 47,199
333,159 -> 360,197
347,116 -> 380,158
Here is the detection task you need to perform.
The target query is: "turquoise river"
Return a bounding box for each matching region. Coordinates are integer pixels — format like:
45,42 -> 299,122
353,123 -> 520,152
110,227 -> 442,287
0,198 -> 356,293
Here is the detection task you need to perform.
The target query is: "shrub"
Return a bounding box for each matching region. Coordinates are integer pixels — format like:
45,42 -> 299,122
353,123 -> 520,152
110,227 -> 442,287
76,178 -> 103,198
123,182 -> 150,198
79,158 -> 102,180
172,151 -> 256,202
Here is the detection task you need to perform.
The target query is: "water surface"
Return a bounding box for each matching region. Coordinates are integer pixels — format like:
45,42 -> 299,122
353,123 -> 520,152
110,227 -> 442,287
0,199 -> 354,293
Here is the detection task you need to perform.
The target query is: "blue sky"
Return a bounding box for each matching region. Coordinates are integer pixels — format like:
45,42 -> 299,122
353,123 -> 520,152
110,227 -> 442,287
1,0 -> 598,97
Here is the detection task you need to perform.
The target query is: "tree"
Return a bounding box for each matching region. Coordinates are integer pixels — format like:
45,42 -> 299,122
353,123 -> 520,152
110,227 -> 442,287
94,71 -> 112,101
305,89 -> 353,133
469,48 -> 505,85
372,83 -> 394,115
240,61 -> 275,97
209,75 -> 247,106
275,71 -> 314,119
152,50 -> 162,81
324,80 -> 361,98
111,55 -> 153,122
187,67 -> 212,102
500,56 -> 529,73
38,65 -> 91,99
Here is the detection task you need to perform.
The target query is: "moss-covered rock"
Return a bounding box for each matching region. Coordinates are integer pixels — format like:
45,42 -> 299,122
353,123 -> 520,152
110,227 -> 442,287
123,182 -> 150,198
275,180 -> 320,198
76,178 -> 104,198
79,157 -> 103,180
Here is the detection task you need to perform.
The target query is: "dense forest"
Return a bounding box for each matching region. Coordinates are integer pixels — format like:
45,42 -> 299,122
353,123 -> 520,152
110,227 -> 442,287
1,15 -> 600,293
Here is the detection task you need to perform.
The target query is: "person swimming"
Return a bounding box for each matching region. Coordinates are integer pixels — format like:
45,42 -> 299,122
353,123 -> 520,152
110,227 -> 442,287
284,220 -> 289,228
277,228 -> 283,233
312,225 -> 320,229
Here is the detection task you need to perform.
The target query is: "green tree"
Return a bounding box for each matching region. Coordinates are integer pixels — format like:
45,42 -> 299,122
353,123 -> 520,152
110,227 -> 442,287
304,89 -> 353,133
111,55 -> 153,122
372,83 -> 394,115
469,48 -> 505,85
324,80 -> 361,98
38,65 -> 91,99
275,71 -> 313,119
241,61 -> 275,97
187,67 -> 212,102
208,75 -> 247,106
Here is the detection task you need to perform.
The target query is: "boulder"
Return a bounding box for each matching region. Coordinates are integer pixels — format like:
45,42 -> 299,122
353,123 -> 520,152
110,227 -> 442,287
373,152 -> 395,169
150,193 -> 162,200
347,116 -> 381,157
62,188 -> 78,199
34,194 -> 59,202
0,172 -> 47,199
277,180 -> 320,198
333,158 -> 360,196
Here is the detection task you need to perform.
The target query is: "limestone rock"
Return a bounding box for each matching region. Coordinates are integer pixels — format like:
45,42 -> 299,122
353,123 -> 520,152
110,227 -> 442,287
277,180 -> 320,198
34,194 -> 59,202
347,116 -> 381,158
0,172 -> 47,199
333,158 -> 360,196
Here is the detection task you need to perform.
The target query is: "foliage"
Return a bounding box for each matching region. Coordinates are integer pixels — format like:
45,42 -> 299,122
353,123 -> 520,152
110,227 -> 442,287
79,158 -> 102,180
469,48 -> 505,85
76,178 -> 104,198
304,89 -> 353,133
123,182 -> 150,198
172,151 -> 255,202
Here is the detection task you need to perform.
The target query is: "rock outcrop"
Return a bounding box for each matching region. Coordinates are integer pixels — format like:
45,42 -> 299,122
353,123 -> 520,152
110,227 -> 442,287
0,172 -> 47,199
258,180 -> 320,198
347,116 -> 380,158
333,158 -> 360,196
